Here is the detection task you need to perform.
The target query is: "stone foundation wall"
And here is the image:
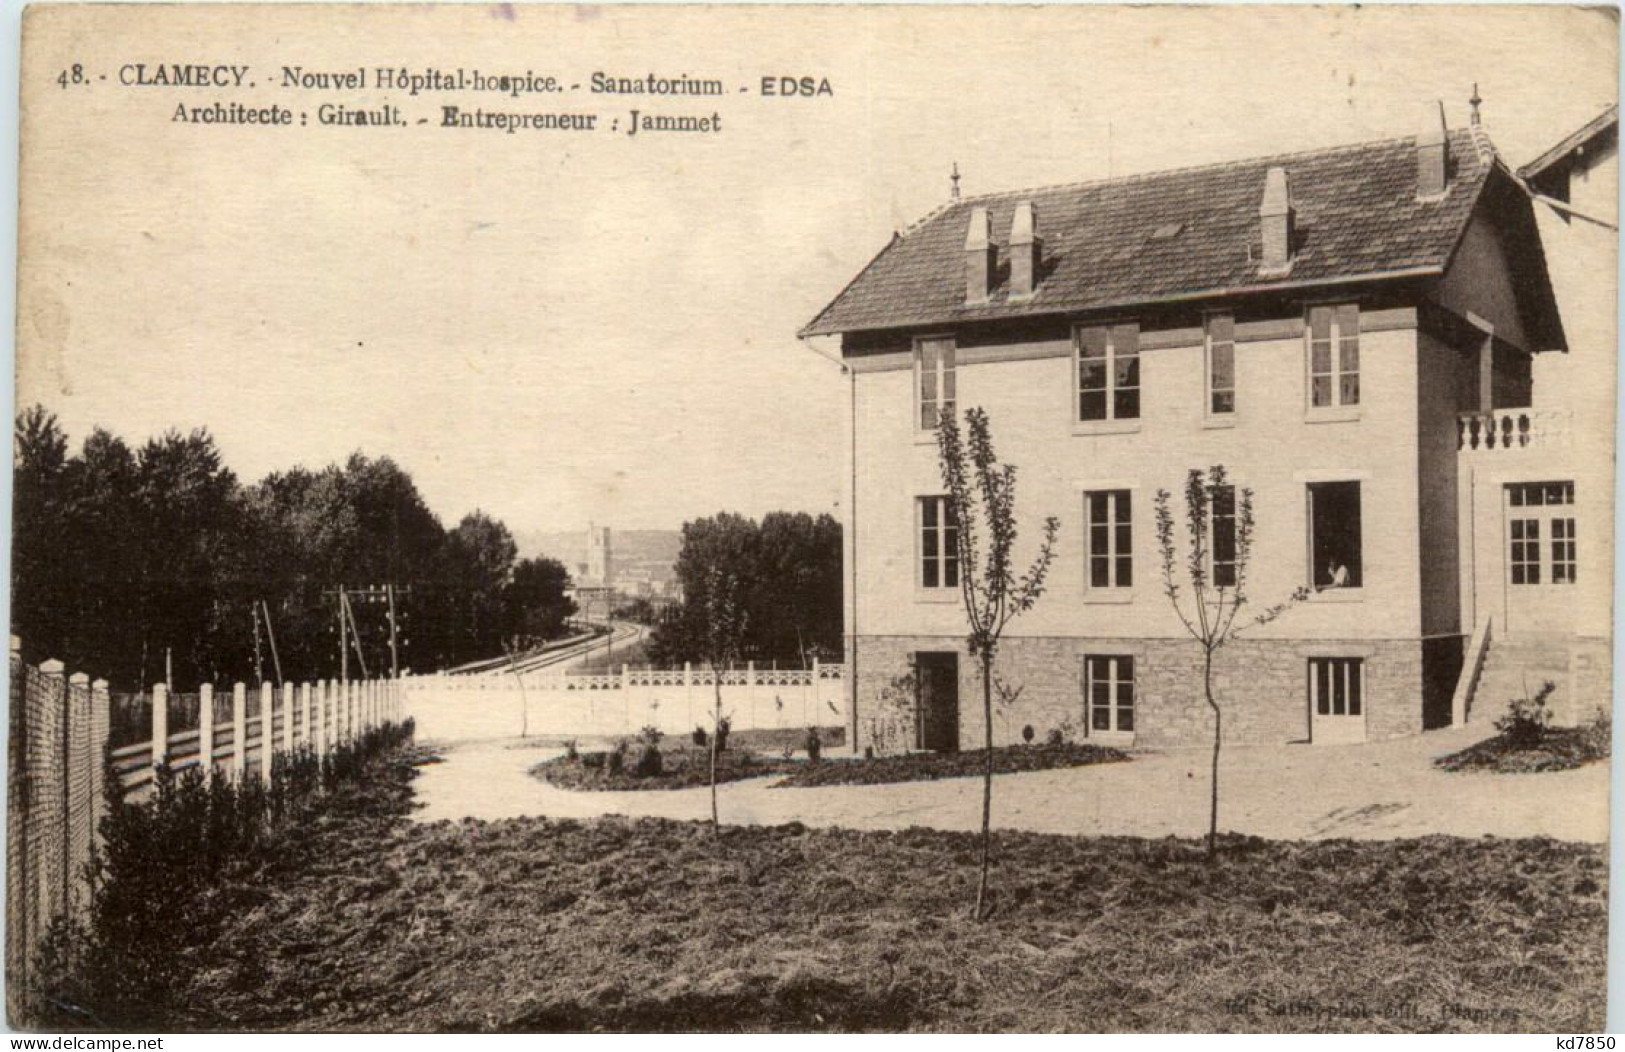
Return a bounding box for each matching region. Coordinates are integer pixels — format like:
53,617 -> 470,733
852,634 -> 1426,753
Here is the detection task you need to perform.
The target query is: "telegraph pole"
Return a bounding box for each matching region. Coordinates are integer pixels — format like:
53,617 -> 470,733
386,584 -> 400,680
261,600 -> 285,687
337,583 -> 348,684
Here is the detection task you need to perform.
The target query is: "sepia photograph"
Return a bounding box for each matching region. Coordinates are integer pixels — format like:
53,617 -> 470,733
5,1 -> 1619,1034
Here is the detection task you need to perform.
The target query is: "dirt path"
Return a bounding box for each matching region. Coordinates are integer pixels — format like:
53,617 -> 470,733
410,724 -> 1609,842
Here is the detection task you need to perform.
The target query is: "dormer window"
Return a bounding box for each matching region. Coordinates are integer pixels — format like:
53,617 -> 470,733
916,336 -> 956,431
1076,323 -> 1140,422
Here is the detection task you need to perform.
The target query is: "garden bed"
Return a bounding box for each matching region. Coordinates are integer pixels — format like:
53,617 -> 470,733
774,742 -> 1129,789
1435,719 -> 1611,774
532,745 -> 803,791
43,742 -> 1607,1033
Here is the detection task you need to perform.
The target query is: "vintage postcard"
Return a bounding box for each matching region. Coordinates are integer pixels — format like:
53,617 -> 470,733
7,2 -> 1618,1035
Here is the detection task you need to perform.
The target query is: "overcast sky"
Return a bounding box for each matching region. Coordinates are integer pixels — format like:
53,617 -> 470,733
16,4 -> 1617,533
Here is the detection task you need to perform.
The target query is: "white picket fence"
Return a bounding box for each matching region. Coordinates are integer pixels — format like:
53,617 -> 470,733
401,661 -> 847,744
111,677 -> 404,794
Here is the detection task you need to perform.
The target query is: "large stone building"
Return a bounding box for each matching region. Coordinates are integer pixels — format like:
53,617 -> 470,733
803,102 -> 1609,754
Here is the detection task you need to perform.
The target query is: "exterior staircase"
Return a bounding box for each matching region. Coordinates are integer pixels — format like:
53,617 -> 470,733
1462,625 -> 1609,728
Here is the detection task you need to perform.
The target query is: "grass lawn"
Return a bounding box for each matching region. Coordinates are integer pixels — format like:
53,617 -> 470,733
1436,718 -> 1611,774
93,744 -> 1607,1033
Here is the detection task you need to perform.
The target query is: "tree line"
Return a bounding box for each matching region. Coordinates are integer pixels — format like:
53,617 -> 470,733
11,406 -> 576,690
647,511 -> 842,669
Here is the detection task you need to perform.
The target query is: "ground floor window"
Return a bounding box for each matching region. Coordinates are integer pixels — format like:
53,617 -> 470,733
1507,480 -> 1576,586
1308,657 -> 1363,717
1084,655 -> 1135,735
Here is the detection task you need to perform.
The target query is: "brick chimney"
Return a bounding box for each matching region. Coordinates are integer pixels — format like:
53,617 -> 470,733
964,206 -> 994,304
1009,202 -> 1040,300
1259,166 -> 1294,272
1417,100 -> 1450,199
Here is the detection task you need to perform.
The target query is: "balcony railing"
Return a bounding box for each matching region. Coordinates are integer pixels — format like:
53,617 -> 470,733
1457,409 -> 1570,452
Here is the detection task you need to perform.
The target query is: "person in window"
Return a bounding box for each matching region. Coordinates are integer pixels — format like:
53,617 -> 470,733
1325,560 -> 1350,589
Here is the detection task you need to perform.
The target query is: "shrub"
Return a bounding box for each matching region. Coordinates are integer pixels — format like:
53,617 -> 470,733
1046,728 -> 1064,747
864,745 -> 875,761
582,751 -> 606,770
715,716 -> 731,753
692,725 -> 708,748
34,718 -> 418,1029
1022,725 -> 1035,744
638,725 -> 663,748
608,741 -> 627,775
633,742 -> 663,778
1497,681 -> 1557,748
805,727 -> 822,764
564,738 -> 579,761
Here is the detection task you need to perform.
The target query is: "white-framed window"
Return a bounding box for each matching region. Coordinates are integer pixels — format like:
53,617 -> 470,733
918,495 -> 960,590
1307,481 -> 1363,590
1085,490 -> 1133,590
1507,481 -> 1577,586
1308,657 -> 1364,717
915,336 -> 956,432
1209,484 -> 1238,588
1076,323 -> 1140,422
1307,305 -> 1360,409
1206,313 -> 1236,416
1085,655 -> 1135,735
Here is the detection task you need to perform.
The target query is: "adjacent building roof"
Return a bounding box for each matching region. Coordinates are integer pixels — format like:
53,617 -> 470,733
1519,104 -> 1618,184
801,128 -> 1535,339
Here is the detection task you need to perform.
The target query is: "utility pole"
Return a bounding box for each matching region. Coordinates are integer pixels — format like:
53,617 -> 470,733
386,583 -> 400,680
341,590 -> 369,678
337,583 -> 347,684
261,599 -> 284,687
252,602 -> 265,686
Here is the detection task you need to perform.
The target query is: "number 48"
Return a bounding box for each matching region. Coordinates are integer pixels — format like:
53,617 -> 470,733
57,64 -> 84,88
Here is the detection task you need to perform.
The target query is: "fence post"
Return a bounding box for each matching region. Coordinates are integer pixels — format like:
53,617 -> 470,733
64,670 -> 86,917
299,683 -> 311,749
259,682 -> 274,782
198,684 -> 215,783
684,662 -> 693,732
151,681 -> 169,771
282,682 -> 295,755
747,661 -> 757,730
88,677 -> 109,880
232,683 -> 247,781
315,681 -> 328,758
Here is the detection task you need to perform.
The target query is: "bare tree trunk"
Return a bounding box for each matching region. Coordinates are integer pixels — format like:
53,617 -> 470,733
1204,646 -> 1220,860
974,656 -> 993,920
710,676 -> 721,834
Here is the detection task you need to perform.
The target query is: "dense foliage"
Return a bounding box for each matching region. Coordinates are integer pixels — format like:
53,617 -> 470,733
27,721 -> 419,1030
648,511 -> 842,667
12,405 -> 576,687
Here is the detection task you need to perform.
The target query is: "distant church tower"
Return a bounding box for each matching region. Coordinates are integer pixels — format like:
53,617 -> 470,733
587,523 -> 613,585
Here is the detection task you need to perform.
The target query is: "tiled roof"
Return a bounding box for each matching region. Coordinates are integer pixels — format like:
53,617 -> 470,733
1519,105 -> 1618,182
802,129 -> 1495,337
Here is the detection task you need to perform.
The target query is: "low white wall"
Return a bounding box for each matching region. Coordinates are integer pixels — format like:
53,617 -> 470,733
402,663 -> 847,744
